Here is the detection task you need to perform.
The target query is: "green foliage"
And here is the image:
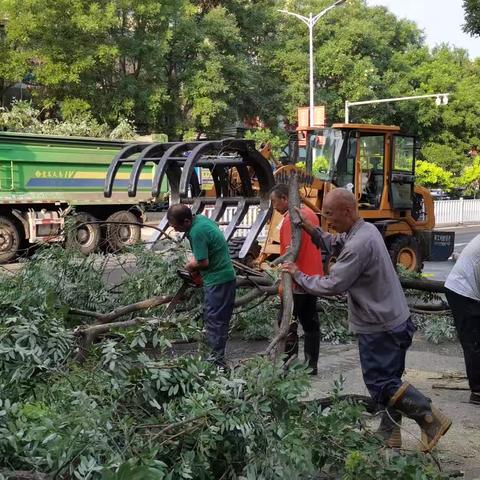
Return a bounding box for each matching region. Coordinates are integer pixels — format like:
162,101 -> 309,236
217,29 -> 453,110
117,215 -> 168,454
463,0 -> 480,36
244,128 -> 289,162
0,100 -> 136,139
414,314 -> 457,345
231,293 -> 277,340
415,160 -> 453,189
318,297 -> 352,344
459,156 -> 480,196
1,0 -> 479,176
0,246 -> 448,479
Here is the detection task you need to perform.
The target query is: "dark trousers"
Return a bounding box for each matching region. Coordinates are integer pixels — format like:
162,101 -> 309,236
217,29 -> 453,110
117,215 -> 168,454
357,318 -> 416,407
278,294 -> 320,363
445,288 -> 480,392
203,279 -> 236,365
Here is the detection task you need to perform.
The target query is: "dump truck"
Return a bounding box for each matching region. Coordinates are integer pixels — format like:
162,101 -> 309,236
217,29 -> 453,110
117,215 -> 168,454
0,131 -> 165,263
104,123 -> 454,272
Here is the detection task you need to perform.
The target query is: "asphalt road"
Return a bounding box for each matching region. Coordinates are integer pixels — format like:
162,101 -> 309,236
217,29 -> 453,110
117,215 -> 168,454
424,224 -> 480,281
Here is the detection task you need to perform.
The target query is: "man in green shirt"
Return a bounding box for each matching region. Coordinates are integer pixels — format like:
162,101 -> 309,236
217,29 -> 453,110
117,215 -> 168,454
167,204 -> 236,367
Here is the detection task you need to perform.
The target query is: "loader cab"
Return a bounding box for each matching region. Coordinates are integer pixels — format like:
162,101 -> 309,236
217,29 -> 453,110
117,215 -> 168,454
306,124 -> 416,216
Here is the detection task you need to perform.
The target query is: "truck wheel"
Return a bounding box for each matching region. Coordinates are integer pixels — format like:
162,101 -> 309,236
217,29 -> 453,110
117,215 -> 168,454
0,216 -> 21,263
388,235 -> 423,273
66,212 -> 101,255
105,210 -> 141,252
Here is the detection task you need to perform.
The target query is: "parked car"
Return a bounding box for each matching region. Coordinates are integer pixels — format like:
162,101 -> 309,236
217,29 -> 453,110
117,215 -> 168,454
430,189 -> 450,200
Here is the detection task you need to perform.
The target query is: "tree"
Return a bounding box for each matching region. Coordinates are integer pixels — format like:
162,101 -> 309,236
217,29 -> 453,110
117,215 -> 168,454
459,157 -> 480,196
415,160 -> 453,189
463,0 -> 480,37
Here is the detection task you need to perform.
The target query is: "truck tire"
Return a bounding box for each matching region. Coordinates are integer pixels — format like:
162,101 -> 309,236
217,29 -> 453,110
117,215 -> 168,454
0,216 -> 21,263
387,235 -> 423,273
66,212 -> 101,255
105,210 -> 141,252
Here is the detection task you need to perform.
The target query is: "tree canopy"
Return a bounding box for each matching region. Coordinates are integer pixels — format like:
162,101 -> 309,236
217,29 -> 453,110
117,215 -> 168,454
0,0 -> 479,188
463,0 -> 480,36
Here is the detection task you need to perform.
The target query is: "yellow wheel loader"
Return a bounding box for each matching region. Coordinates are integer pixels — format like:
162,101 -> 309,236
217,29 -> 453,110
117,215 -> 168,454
260,123 -> 454,272
104,124 -> 454,273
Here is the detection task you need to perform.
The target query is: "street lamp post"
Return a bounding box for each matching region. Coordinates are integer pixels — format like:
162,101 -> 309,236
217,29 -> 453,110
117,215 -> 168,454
344,93 -> 450,124
279,0 -> 347,128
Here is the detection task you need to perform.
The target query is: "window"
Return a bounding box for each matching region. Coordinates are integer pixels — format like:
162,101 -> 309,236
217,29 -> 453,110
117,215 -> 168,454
393,136 -> 414,172
358,135 -> 385,208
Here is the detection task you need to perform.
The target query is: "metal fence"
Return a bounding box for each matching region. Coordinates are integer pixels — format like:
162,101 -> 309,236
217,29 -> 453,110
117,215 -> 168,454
204,206 -> 266,238
434,198 -> 480,226
204,199 -> 480,231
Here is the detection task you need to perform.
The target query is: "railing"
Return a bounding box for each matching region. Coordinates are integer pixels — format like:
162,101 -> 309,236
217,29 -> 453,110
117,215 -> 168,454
206,199 -> 480,231
434,198 -> 480,226
204,206 -> 267,238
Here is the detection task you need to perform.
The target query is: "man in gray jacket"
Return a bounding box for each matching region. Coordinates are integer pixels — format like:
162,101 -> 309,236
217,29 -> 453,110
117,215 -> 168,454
282,188 -> 451,451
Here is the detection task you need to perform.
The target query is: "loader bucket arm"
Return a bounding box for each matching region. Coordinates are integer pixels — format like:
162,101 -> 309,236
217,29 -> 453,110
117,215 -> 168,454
104,143 -> 149,198
127,142 -> 177,197
104,138 -> 274,260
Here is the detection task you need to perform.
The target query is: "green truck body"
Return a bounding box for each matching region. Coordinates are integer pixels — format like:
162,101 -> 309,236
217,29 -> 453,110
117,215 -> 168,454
0,132 -> 162,262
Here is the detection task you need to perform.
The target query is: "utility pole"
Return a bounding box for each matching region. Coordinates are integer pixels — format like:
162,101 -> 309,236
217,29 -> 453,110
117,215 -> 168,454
279,0 -> 347,127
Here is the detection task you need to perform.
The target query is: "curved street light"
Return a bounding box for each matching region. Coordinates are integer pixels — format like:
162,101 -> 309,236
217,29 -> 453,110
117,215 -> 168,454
279,0 -> 347,127
344,93 -> 451,123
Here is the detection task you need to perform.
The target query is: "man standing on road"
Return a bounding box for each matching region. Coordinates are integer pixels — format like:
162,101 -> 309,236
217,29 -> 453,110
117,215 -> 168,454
282,188 -> 451,451
167,204 -> 236,368
270,184 -> 323,375
445,234 -> 480,405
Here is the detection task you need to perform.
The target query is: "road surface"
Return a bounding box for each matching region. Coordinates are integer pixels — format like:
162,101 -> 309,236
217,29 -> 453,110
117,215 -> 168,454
424,224 -> 480,281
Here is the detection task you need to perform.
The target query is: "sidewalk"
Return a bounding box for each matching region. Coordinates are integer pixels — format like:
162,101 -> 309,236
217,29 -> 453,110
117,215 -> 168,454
308,336 -> 480,479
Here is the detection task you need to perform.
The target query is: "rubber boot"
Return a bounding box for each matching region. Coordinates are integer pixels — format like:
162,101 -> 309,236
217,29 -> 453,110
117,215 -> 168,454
376,408 -> 402,449
285,322 -> 299,361
389,382 -> 452,452
303,330 -> 320,375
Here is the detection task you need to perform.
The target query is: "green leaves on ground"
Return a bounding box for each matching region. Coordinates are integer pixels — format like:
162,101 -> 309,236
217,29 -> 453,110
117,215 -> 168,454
0,246 -> 446,479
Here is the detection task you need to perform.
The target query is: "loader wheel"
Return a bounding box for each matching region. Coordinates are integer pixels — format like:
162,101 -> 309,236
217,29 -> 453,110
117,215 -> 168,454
66,212 -> 101,255
387,236 -> 423,273
105,210 -> 141,252
228,236 -> 261,267
0,216 -> 21,263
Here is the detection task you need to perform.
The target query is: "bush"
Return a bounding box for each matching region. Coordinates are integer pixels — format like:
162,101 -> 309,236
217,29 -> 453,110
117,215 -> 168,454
0,100 -> 136,139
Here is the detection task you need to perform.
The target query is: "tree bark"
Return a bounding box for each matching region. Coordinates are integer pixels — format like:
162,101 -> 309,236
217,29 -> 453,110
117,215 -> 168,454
271,173 -> 302,360
400,277 -> 446,293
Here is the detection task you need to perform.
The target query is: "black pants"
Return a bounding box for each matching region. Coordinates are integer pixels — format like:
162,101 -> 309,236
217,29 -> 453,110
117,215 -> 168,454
203,279 -> 236,365
445,288 -> 480,393
278,293 -> 320,361
357,319 -> 416,407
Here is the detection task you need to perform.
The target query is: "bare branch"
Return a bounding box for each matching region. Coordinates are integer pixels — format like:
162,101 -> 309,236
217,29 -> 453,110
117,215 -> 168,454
271,173 -> 302,360
69,294 -> 174,324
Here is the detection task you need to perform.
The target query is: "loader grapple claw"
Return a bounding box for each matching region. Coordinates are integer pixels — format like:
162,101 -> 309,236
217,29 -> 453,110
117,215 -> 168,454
104,139 -> 275,260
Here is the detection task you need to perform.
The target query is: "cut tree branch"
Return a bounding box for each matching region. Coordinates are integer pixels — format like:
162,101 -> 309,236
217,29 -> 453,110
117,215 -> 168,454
270,173 -> 302,360
69,294 -> 174,324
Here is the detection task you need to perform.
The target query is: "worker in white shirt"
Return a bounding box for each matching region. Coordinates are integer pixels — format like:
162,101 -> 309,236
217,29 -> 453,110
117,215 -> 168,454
445,234 -> 480,405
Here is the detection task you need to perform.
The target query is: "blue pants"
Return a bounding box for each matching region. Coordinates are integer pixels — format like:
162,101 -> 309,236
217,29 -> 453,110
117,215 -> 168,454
357,318 -> 416,407
203,279 -> 236,365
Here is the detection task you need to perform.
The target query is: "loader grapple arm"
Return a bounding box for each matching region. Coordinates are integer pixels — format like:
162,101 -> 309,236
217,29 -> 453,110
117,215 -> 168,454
104,139 -> 275,261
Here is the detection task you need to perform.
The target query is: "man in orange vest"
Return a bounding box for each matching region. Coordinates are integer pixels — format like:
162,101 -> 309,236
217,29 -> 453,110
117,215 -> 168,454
270,184 -> 324,374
